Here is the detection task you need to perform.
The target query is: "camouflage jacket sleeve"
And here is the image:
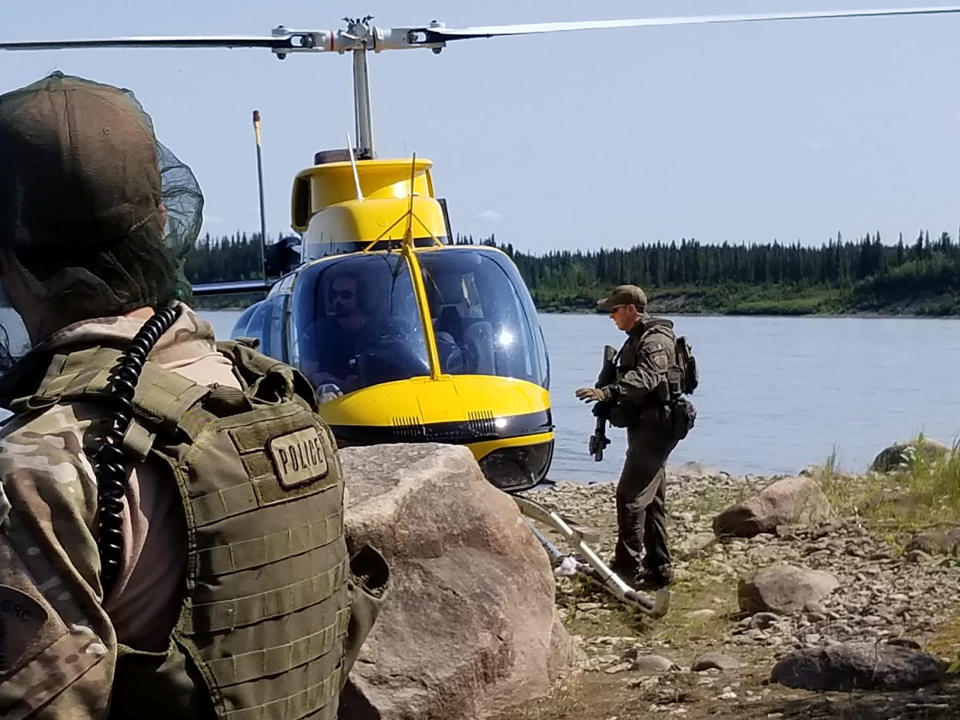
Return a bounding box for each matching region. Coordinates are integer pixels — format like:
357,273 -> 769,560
612,329 -> 676,406
0,427 -> 116,718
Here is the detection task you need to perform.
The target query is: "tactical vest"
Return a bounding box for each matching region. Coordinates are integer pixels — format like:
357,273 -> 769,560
609,322 -> 696,440
10,340 -> 353,720
607,324 -> 675,429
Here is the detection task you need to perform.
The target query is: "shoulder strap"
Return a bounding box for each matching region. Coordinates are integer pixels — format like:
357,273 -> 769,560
9,344 -> 214,442
216,340 -> 318,410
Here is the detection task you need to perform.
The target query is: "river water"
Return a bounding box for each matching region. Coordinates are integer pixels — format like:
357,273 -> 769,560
3,308 -> 955,482
196,310 -> 960,483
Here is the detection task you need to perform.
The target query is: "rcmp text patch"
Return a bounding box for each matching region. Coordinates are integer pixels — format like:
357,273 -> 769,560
0,585 -> 47,673
268,427 -> 329,489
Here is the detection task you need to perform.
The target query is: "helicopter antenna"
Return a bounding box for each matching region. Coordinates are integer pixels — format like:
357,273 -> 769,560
346,133 -> 365,201
404,153 -> 417,245
252,110 -> 268,279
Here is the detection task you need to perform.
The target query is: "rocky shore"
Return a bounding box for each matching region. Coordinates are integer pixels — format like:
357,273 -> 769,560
496,462 -> 960,720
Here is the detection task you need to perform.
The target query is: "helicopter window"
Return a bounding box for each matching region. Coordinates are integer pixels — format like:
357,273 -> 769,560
418,249 -> 548,388
240,301 -> 270,354
290,253 -> 430,399
264,293 -> 289,363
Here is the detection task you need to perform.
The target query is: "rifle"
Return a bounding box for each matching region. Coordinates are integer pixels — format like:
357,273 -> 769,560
588,345 -> 618,462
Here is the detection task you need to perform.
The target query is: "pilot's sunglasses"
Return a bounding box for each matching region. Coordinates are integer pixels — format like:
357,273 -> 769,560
609,304 -> 623,316
330,289 -> 355,300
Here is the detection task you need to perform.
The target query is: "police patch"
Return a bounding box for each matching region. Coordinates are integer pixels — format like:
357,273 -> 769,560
0,585 -> 47,673
268,427 -> 329,489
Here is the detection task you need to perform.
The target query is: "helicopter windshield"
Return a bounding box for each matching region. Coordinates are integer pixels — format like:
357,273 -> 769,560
290,253 -> 430,398
419,248 -> 549,388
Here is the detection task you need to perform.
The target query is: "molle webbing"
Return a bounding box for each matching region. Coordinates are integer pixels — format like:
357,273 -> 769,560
194,511 -> 343,576
182,558 -> 349,635
223,670 -> 342,720
204,608 -> 350,687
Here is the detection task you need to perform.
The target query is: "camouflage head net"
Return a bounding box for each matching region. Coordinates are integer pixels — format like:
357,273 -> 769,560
0,71 -> 203,363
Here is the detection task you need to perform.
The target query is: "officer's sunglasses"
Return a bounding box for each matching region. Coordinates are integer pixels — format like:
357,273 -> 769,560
608,304 -> 624,316
329,289 -> 355,300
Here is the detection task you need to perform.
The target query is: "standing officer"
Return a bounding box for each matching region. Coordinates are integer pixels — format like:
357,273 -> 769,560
575,285 -> 693,590
0,73 -> 385,718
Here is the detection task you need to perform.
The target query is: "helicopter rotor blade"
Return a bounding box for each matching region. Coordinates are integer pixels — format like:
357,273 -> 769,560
0,29 -> 335,56
410,6 -> 960,44
3,7 -> 959,57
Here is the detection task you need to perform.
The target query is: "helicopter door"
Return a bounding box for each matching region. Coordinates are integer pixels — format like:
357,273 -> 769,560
290,253 -> 431,399
418,248 -> 548,388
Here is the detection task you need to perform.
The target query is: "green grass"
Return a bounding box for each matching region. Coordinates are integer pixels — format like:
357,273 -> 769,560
818,436 -> 960,532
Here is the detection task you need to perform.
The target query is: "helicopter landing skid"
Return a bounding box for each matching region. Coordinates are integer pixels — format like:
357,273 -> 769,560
512,495 -> 670,619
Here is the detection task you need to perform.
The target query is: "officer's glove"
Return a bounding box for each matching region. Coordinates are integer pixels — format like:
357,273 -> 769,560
575,387 -> 610,404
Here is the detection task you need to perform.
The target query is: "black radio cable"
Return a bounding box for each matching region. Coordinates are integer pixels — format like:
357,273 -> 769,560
95,305 -> 179,595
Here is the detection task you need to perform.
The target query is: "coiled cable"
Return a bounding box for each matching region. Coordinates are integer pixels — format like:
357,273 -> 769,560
95,305 -> 179,595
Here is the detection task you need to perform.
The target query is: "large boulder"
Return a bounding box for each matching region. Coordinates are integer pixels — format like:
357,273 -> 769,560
713,476 -> 834,538
771,642 -> 946,691
738,563 -> 839,615
338,444 -> 575,720
870,439 -> 951,473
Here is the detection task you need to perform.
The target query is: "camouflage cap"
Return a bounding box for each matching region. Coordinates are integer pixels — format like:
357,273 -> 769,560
597,284 -> 647,312
0,71 -> 162,252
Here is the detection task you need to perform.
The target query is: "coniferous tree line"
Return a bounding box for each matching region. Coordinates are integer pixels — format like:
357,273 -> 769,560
456,230 -> 956,289
186,229 -> 960,314
184,232 -> 275,283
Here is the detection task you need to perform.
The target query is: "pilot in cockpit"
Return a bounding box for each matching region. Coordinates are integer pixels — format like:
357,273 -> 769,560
310,271 -> 375,400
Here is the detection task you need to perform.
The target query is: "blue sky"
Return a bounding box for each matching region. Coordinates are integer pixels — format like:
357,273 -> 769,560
3,1 -> 960,253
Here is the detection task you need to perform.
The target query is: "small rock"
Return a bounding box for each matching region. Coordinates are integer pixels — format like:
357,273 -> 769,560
871,440 -> 950,473
691,652 -> 744,672
750,612 -> 781,630
904,550 -> 932,565
685,609 -> 717,621
630,654 -> 680,675
604,662 -> 633,674
887,638 -> 923,650
678,532 -> 716,558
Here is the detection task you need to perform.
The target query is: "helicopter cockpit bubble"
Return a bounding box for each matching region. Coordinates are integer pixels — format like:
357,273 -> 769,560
419,248 -> 548,388
292,253 -> 430,398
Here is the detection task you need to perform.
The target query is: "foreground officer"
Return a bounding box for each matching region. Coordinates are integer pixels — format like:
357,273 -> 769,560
575,285 -> 696,590
0,73 -> 385,718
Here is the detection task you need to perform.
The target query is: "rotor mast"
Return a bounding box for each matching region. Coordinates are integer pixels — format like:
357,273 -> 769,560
345,17 -> 376,158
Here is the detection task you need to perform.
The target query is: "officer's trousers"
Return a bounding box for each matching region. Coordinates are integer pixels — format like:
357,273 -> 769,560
612,426 -> 677,576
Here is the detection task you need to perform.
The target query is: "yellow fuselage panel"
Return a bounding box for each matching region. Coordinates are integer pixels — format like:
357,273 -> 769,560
293,156 -> 443,233
305,158 -> 436,207
303,197 -> 447,249
319,374 -> 550,426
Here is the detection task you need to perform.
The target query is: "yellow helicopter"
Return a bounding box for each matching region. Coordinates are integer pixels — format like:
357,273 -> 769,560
228,141 -> 555,493
4,6 -> 960,494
